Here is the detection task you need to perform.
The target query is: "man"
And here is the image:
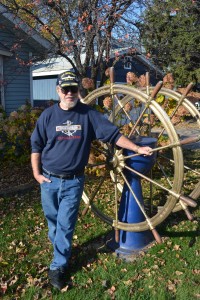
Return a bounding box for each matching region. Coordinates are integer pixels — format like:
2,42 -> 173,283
31,70 -> 152,290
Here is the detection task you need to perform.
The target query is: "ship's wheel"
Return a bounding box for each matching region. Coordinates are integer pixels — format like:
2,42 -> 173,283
81,68 -> 198,243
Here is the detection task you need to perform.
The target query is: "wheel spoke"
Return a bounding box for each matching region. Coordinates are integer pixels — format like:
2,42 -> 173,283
124,164 -> 197,208
119,170 -> 162,243
113,173 -> 120,242
91,144 -> 109,157
82,175 -> 107,216
120,170 -> 151,224
156,160 -> 173,188
87,162 -> 106,168
159,154 -> 200,177
124,164 -> 178,198
123,135 -> 200,160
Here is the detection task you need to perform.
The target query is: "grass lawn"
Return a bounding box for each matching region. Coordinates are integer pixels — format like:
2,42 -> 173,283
0,161 -> 199,299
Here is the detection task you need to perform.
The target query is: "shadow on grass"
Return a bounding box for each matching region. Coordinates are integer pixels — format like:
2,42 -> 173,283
158,209 -> 200,248
68,229 -> 115,274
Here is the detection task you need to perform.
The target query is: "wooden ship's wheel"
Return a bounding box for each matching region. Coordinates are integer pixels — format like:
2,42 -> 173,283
140,86 -> 200,213
81,68 -> 198,243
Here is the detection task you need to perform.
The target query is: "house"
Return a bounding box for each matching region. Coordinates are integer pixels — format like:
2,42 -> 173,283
32,49 -> 164,107
32,56 -> 72,106
0,4 -> 52,115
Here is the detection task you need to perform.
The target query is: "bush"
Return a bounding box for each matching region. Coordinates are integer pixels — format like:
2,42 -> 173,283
0,104 -> 43,164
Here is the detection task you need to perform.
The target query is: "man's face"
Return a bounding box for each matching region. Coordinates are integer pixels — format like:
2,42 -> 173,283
57,86 -> 79,109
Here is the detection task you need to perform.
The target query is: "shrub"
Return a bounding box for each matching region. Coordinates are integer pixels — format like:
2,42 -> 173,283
0,104 -> 43,164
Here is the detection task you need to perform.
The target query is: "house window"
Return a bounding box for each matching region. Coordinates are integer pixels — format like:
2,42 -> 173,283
124,56 -> 132,70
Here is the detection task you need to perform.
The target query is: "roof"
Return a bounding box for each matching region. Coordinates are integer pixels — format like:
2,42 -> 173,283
111,47 -> 164,77
33,57 -> 73,77
0,3 -> 52,51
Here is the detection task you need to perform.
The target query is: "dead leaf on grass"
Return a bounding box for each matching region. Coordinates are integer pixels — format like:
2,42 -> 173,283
142,268 -> 151,274
173,244 -> 181,251
194,293 -> 200,298
8,275 -> 19,286
61,285 -> 70,292
123,280 -> 132,286
0,283 -> 7,294
192,269 -> 200,275
121,268 -> 127,273
167,280 -> 176,292
107,285 -> 116,296
175,271 -> 183,276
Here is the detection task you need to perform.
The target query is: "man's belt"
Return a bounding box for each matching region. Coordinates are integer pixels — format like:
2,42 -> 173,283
42,168 -> 84,180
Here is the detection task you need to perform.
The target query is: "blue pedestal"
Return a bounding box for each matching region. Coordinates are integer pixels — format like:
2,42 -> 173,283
108,136 -> 157,259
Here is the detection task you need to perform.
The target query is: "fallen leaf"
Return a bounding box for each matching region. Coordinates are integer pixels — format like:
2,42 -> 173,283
121,268 -> 127,272
168,283 -> 176,292
61,285 -> 70,292
173,244 -> 181,251
0,283 -> 7,294
123,280 -> 132,286
152,264 -> 159,270
175,271 -> 183,276
87,278 -> 93,284
8,275 -> 19,286
142,268 -> 151,274
194,294 -> 200,298
107,285 -> 116,296
192,269 -> 200,274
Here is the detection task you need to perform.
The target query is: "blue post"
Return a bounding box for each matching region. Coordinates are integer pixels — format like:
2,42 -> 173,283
107,136 -> 157,259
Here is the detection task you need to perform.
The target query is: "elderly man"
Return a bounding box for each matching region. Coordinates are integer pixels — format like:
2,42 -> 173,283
31,70 -> 152,290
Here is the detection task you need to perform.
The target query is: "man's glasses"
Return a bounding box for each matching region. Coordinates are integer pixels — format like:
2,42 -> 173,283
60,86 -> 78,94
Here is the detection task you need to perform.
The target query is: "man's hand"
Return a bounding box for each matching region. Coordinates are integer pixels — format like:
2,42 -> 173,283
31,153 -> 51,184
34,174 -> 51,184
137,146 -> 152,156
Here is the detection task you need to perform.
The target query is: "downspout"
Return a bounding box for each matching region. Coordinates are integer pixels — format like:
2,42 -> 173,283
29,52 -> 33,107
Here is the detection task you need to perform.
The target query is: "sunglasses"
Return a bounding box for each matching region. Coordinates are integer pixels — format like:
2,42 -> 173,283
60,86 -> 78,94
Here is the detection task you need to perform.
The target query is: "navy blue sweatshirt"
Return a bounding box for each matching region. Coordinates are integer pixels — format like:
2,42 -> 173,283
31,101 -> 122,174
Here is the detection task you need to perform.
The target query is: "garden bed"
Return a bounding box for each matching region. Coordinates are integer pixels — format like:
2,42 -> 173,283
0,162 -> 36,196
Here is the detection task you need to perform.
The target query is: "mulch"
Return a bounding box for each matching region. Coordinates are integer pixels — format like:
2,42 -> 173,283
0,162 -> 37,197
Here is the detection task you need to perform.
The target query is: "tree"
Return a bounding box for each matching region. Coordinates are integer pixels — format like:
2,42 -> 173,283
1,0 -> 145,92
139,0 -> 200,86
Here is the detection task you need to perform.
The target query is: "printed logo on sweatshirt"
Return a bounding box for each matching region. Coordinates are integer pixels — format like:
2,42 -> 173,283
56,120 -> 81,137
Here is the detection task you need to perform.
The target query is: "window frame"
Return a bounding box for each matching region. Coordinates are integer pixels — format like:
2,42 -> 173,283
123,55 -> 132,70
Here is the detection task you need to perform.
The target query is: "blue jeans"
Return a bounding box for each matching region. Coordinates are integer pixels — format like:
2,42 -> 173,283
40,173 -> 85,270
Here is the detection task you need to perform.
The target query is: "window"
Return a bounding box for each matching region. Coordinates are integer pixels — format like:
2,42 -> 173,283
124,56 -> 132,70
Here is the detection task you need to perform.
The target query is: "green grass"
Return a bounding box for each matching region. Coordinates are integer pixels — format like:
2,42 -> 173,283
0,189 -> 199,299
0,175 -> 200,299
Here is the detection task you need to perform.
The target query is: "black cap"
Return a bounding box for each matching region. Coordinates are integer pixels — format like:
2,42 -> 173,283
57,71 -> 79,87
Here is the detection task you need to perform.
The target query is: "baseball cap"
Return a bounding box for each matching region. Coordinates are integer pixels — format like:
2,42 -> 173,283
56,71 -> 79,87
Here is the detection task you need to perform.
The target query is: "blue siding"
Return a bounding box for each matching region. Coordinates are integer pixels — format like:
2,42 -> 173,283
33,78 -> 58,101
0,12 -> 51,114
3,48 -> 31,114
111,57 -> 162,85
0,18 -> 31,114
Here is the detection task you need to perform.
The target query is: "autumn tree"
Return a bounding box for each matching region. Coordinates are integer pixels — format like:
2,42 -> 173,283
1,0 -> 145,91
139,0 -> 200,86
